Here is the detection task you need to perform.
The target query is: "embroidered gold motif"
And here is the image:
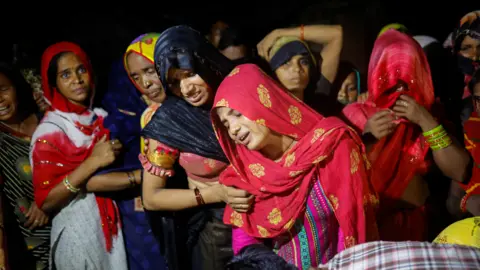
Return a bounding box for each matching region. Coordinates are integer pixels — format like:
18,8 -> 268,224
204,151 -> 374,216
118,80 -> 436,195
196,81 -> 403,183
329,195 -> 339,210
257,84 -> 272,108
311,128 -> 325,144
312,155 -> 328,164
230,211 -> 244,227
215,98 -> 229,107
288,106 -> 302,125
249,163 -> 266,178
284,219 -> 295,230
345,236 -> 356,248
257,225 -> 270,237
42,181 -> 50,186
289,170 -> 303,177
284,152 -> 296,167
362,153 -> 371,170
434,234 -> 448,244
350,149 -> 360,174
268,208 -> 282,225
256,119 -> 266,126
228,67 -> 240,77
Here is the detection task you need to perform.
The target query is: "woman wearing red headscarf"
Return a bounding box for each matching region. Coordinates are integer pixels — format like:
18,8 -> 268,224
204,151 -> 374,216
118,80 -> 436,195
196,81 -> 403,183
29,42 -> 128,269
342,30 -> 471,241
211,64 -> 378,269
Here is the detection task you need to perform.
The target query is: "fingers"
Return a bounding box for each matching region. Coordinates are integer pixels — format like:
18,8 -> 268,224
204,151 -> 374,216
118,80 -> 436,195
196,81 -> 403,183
231,204 -> 251,213
110,140 -> 123,151
25,204 -> 34,218
99,135 -> 107,142
225,186 -> 250,198
371,110 -> 392,121
24,214 -> 35,228
398,95 -> 414,103
228,194 -> 254,205
391,105 -> 407,114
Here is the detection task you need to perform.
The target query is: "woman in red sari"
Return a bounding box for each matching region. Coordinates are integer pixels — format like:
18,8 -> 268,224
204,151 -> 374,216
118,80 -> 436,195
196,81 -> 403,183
342,30 -> 471,241
211,64 -> 378,270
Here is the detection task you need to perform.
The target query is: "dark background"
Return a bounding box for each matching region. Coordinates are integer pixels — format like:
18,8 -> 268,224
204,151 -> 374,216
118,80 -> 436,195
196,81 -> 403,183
0,1 -> 473,98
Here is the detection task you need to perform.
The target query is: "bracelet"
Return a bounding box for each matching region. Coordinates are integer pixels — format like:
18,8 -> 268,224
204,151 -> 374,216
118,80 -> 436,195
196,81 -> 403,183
147,146 -> 179,169
460,183 -> 480,212
139,154 -> 175,177
194,188 -> 205,206
300,24 -> 305,40
63,176 -> 80,193
127,171 -> 136,188
423,125 -> 452,151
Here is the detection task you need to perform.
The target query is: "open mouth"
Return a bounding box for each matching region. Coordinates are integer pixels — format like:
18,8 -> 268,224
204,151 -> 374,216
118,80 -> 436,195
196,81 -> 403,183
0,105 -> 11,116
188,92 -> 203,103
238,131 -> 250,145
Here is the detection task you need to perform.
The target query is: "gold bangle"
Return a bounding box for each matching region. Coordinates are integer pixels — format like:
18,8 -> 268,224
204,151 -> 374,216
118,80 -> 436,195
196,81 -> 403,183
147,150 -> 176,169
63,176 -> 80,193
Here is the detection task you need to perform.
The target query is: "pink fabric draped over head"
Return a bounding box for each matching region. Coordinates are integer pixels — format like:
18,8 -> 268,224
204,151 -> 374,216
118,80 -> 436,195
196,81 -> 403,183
211,64 -> 378,244
342,30 -> 435,241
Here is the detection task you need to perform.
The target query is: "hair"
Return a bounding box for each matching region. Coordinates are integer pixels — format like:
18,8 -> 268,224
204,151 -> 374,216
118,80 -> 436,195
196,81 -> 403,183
47,51 -> 70,88
0,62 -> 38,117
225,244 -> 298,270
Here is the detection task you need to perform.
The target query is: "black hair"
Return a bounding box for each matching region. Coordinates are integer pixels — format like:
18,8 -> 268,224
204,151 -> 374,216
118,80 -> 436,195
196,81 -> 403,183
47,51 -> 69,88
225,244 -> 298,270
0,62 -> 38,117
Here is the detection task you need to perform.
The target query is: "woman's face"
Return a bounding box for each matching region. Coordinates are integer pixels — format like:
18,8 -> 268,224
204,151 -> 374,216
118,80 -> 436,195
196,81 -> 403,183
0,73 -> 19,122
167,68 -> 212,107
337,72 -> 358,104
216,107 -> 272,151
274,55 -> 310,95
126,52 -> 166,103
459,35 -> 480,61
55,52 -> 91,106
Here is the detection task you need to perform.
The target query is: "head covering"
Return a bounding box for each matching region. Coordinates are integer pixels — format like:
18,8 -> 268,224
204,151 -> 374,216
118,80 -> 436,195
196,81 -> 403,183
101,58 -> 147,172
142,25 -> 232,162
154,25 -> 234,97
211,64 -> 375,242
268,36 -> 317,70
32,42 -> 118,251
40,42 -> 94,114
124,33 -> 161,92
434,217 -> 480,248
378,23 -> 408,37
413,35 -> 439,49
343,29 -> 434,214
452,11 -> 480,80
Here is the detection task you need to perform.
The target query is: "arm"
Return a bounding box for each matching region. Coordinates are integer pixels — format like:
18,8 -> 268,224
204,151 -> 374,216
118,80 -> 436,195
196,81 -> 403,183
86,170 -> 141,192
40,157 -> 99,213
142,139 -> 223,211
269,25 -> 343,83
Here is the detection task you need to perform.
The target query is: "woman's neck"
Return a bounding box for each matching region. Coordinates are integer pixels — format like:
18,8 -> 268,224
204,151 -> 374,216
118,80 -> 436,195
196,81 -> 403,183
260,133 -> 296,161
1,113 -> 38,137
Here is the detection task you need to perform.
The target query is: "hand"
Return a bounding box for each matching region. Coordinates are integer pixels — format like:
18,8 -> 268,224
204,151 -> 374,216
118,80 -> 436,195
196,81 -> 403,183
466,194 -> 480,216
133,170 -> 142,185
391,95 -> 435,128
257,29 -> 283,60
217,185 -> 254,213
357,93 -> 369,103
24,203 -> 49,230
89,135 -> 123,168
33,92 -> 49,112
364,110 -> 396,139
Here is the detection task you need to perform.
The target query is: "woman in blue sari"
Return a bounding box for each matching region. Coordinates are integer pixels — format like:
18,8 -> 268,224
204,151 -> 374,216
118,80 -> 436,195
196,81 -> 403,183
100,58 -> 168,270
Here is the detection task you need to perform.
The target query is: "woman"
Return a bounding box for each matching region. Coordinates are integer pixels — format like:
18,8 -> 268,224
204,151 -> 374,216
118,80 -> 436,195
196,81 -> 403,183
451,11 -> 480,122
100,56 -> 168,270
211,64 -> 378,269
257,24 -> 342,115
342,30 -> 471,241
141,25 -> 251,270
30,42 -> 128,269
0,63 -> 50,270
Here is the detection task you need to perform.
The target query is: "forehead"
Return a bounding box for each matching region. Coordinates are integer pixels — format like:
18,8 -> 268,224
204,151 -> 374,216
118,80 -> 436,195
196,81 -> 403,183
126,52 -> 153,71
462,35 -> 480,46
57,52 -> 83,70
216,106 -> 232,118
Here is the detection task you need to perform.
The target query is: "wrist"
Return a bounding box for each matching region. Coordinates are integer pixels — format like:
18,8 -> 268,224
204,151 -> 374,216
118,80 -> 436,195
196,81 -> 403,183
200,186 -> 220,204
419,114 -> 438,132
84,157 -> 100,172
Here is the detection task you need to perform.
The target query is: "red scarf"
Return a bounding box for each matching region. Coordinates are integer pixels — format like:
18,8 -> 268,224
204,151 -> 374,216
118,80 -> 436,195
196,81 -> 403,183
211,64 -> 378,245
462,111 -> 480,195
32,42 -> 119,251
343,30 -> 435,203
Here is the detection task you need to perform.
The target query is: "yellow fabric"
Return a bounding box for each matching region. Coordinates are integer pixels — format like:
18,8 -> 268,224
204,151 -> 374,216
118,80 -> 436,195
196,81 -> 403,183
378,23 -> 408,37
268,36 -> 316,66
433,217 -> 480,248
124,33 -> 160,73
140,103 -> 161,154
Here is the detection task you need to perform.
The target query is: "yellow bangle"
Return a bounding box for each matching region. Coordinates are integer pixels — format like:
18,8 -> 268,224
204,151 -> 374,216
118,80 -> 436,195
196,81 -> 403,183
63,176 -> 80,193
